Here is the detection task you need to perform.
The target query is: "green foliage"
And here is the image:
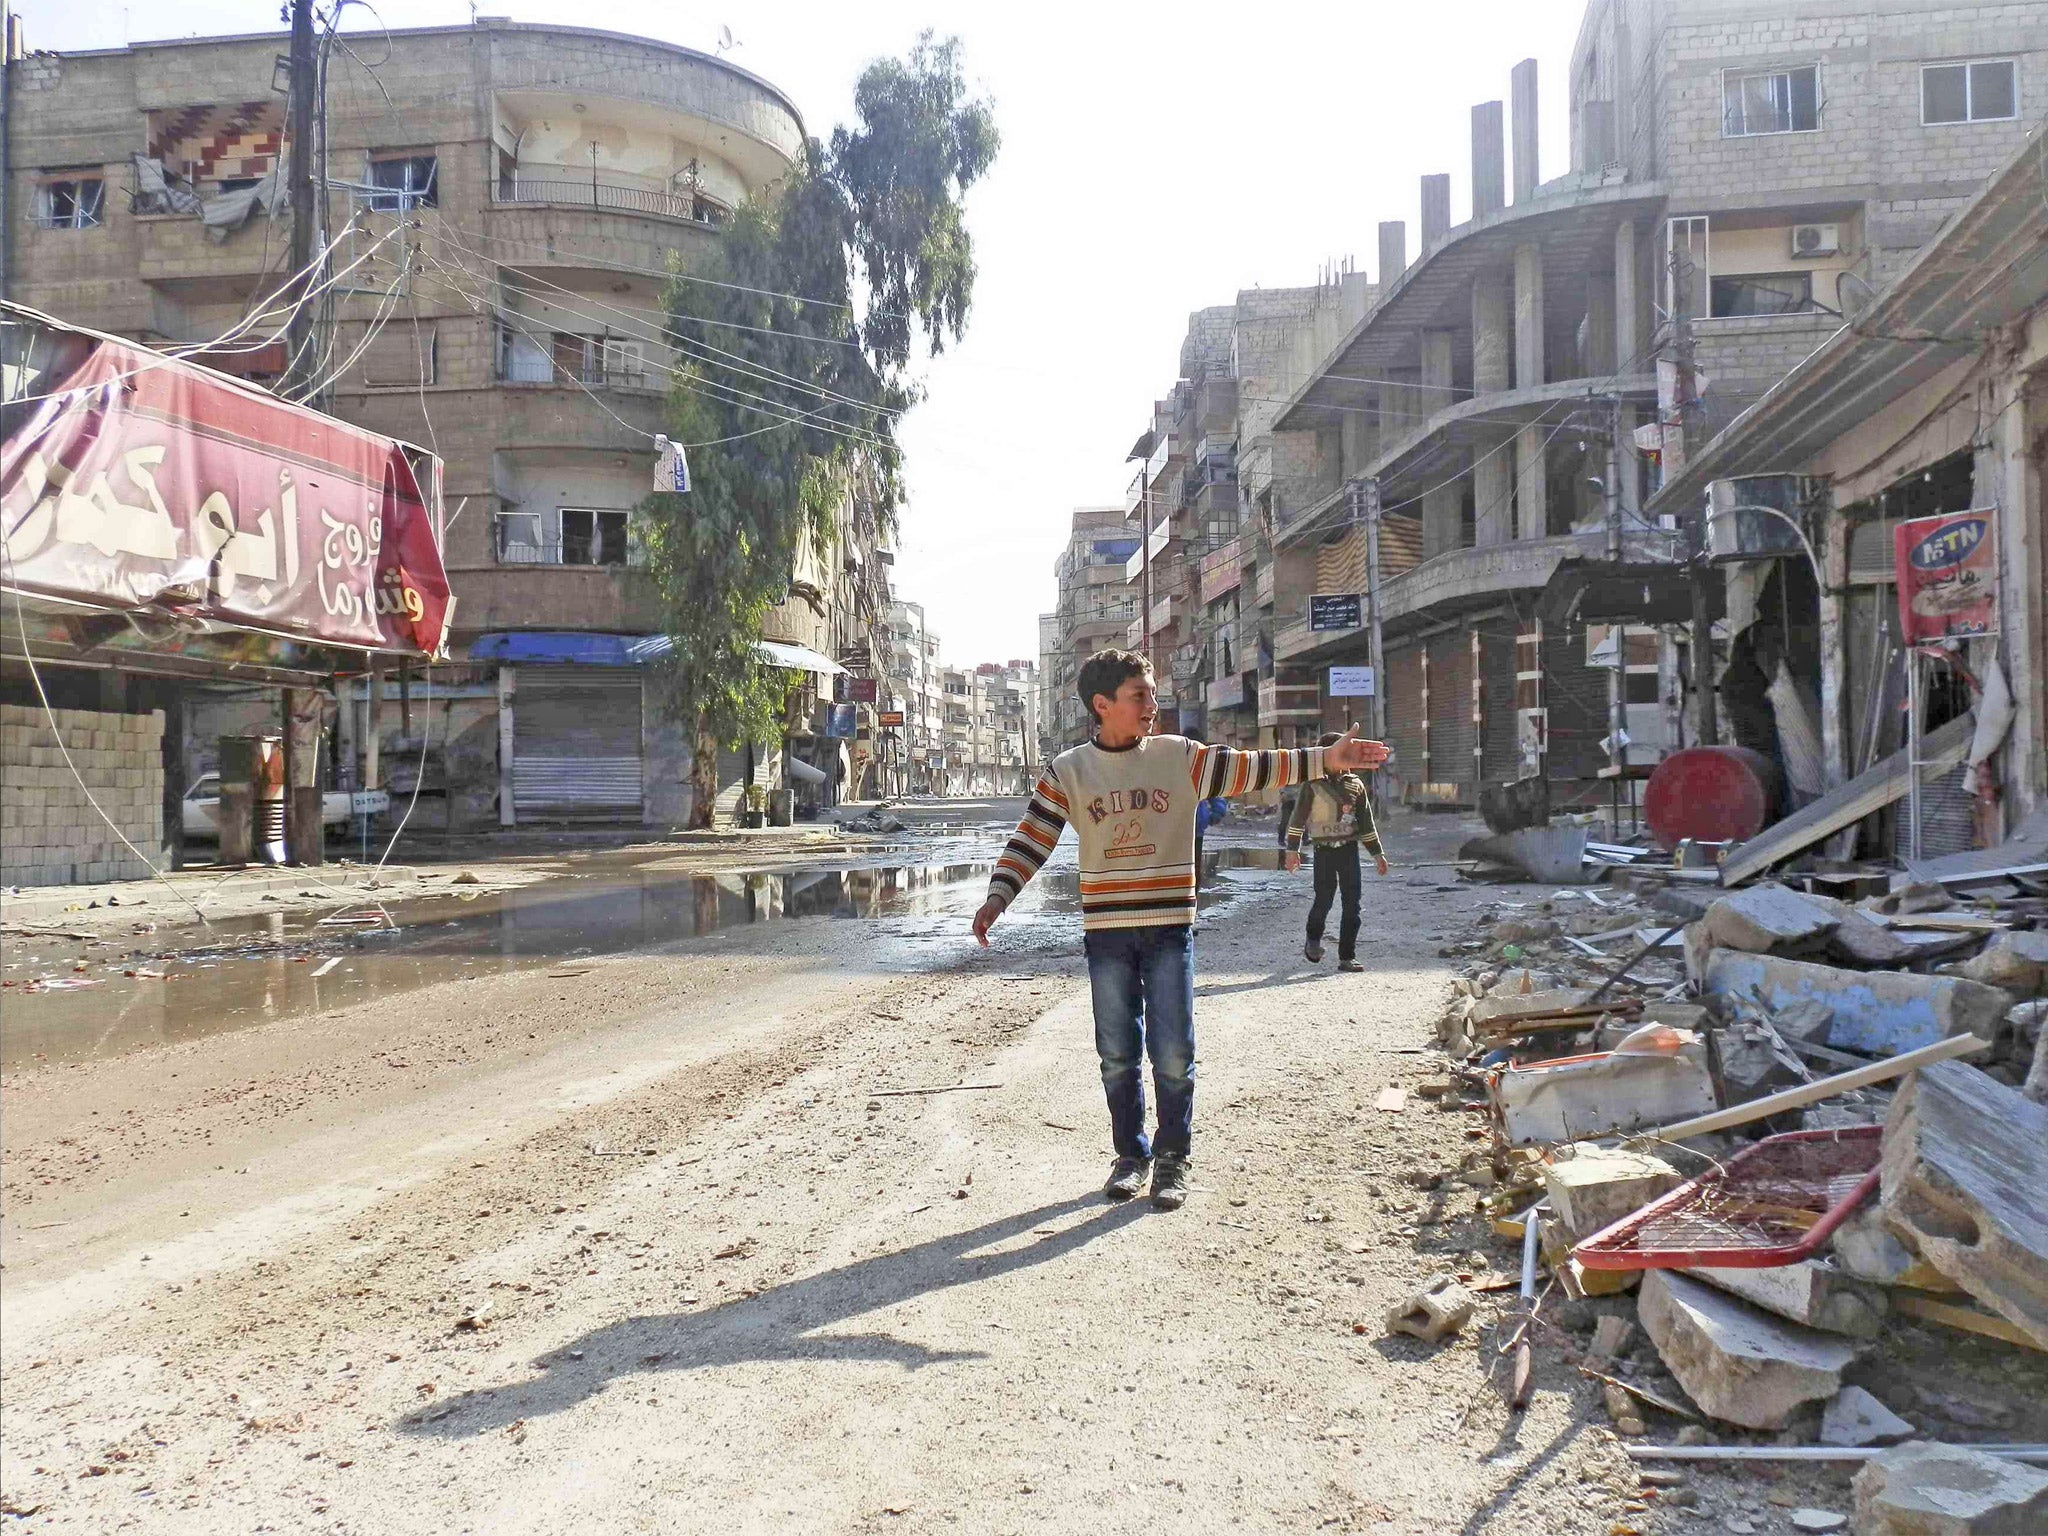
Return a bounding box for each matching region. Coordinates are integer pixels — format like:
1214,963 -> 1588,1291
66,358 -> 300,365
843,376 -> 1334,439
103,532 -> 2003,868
640,32 -> 998,777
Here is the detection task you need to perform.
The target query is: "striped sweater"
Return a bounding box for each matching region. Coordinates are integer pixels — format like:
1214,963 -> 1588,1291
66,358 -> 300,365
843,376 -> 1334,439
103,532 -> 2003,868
988,736 -> 1327,931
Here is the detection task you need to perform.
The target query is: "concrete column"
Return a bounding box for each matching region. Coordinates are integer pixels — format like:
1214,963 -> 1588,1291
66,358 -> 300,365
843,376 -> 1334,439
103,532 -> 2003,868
1515,426 -> 1549,541
1586,271 -> 1617,376
1475,439 -> 1514,547
1420,329 -> 1455,420
1420,175 -> 1451,249
1983,383 -> 2045,817
1424,474 -> 1464,560
1514,242 -> 1545,389
1472,101 -> 1505,218
1614,220 -> 1639,372
1617,403 -> 1640,519
1472,272 -> 1512,394
1511,58 -> 1540,203
1383,367 -> 1421,443
1378,220 -> 1407,287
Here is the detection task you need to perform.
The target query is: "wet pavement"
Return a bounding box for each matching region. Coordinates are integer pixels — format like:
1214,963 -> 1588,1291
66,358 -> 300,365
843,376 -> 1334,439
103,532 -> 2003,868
1,842 -> 1286,1070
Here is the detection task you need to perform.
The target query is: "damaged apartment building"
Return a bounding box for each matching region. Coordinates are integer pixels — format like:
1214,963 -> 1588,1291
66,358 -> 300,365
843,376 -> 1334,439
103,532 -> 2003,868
1,18 -> 887,830
1109,0 -> 2047,823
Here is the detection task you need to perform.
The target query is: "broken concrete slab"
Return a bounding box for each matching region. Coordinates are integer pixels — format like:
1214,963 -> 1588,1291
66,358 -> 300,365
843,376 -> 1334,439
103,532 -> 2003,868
1702,884 -> 1841,954
1820,1385 -> 1915,1447
1787,1512 -> 1846,1534
1718,1016 -> 1812,1105
1947,929 -> 2048,993
1703,951 -> 2011,1056
1685,1260 -> 1886,1338
1773,998 -> 1838,1049
1496,1042 -> 1717,1146
1461,823 -> 1591,884
1826,908 -> 1915,967
1545,1146 -> 1682,1242
1638,1270 -> 1861,1430
1384,1278 -> 1475,1343
1881,1060 -> 2048,1349
1851,1441 -> 2048,1535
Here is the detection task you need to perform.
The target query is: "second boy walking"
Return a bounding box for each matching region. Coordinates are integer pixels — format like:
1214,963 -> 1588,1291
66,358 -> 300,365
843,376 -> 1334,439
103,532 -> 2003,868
1284,733 -> 1389,972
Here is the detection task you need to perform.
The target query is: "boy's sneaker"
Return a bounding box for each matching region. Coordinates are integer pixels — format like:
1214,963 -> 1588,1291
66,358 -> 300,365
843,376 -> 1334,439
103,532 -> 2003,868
1103,1156 -> 1151,1201
1150,1155 -> 1191,1210
1338,958 -> 1364,972
1304,940 -> 1324,963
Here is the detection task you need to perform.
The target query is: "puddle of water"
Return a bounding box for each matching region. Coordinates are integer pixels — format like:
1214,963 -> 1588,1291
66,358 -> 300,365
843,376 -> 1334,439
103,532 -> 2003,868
1,843 -> 1276,1070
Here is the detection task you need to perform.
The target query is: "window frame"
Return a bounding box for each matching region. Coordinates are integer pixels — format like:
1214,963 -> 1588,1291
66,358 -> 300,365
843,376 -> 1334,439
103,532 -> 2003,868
1920,59 -> 2018,125
1709,269 -> 1817,320
556,507 -> 631,568
34,173 -> 107,230
1721,64 -> 1822,137
362,152 -> 439,213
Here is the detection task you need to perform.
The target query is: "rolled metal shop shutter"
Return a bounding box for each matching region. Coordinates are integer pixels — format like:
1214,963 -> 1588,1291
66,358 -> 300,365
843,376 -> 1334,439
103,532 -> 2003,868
1427,629 -> 1475,803
1384,642 -> 1425,799
512,666 -> 643,818
1475,611 -> 1521,783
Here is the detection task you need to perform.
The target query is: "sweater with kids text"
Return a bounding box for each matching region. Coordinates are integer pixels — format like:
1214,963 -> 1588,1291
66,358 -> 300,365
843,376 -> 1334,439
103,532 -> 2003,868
988,736 -> 1327,931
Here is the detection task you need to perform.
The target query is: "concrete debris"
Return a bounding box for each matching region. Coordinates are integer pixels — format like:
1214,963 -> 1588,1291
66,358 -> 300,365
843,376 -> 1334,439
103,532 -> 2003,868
1459,823 -> 1591,884
1821,906 -> 1914,967
1587,1313 -> 1635,1370
1851,1441 -> 2048,1535
1876,881 -> 1961,915
1946,929 -> 2048,993
1544,1145 -> 1681,1242
2027,1008 -> 2048,1106
1383,1278 -> 1476,1343
1685,1260 -> 1886,1338
1604,1380 -> 1647,1436
1717,1014 -> 1812,1105
1787,1512 -> 1846,1533
842,810 -> 908,833
1703,951 -> 2011,1056
1880,1060 -> 2048,1349
1491,916 -> 1562,944
1772,998 -> 1839,1050
1638,1270 -> 1861,1430
1701,885 -> 1841,955
1827,1204 -> 1921,1287
1495,1041 -> 1716,1145
1819,1385 -> 1915,1447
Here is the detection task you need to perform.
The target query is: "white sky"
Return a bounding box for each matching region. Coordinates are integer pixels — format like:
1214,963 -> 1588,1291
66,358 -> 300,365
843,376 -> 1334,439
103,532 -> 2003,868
23,0 -> 1581,666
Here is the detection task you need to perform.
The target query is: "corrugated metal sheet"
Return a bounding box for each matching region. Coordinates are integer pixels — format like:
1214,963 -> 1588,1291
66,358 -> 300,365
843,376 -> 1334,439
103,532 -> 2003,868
514,668 -> 643,815
1428,629 -> 1475,799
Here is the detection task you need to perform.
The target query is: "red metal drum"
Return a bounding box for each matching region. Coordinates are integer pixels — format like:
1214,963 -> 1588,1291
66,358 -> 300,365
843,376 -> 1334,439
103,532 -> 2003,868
1644,746 -> 1780,851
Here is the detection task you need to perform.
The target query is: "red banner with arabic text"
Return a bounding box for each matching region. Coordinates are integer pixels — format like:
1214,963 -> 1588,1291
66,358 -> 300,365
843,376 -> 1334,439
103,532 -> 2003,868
1,314 -> 452,658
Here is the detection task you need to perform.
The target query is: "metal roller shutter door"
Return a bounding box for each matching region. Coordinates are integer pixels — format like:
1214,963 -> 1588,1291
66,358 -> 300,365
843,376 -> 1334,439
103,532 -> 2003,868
1384,643 -> 1425,798
1544,622 -> 1608,783
1475,612 -> 1521,783
513,666 -> 643,817
1427,630 -> 1475,800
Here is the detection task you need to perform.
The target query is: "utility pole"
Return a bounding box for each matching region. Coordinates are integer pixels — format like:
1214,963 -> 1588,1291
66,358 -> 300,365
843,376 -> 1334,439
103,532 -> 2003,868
1604,395 -> 1629,790
1674,309 -> 1719,745
284,0 -> 319,399
1360,477 -> 1386,744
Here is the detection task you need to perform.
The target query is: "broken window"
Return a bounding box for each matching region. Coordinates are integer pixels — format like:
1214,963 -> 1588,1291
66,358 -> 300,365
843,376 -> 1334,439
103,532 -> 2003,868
1710,271 -> 1814,318
364,154 -> 438,213
558,509 -> 629,567
34,175 -> 105,229
1722,65 -> 1820,136
1921,60 -> 2016,124
497,324 -> 553,383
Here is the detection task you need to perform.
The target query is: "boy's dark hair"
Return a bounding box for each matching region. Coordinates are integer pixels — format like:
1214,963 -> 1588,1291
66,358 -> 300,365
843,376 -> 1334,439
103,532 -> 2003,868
1078,648 -> 1153,723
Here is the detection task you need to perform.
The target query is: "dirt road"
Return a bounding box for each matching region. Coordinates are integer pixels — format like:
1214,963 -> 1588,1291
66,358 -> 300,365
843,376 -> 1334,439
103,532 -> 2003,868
0,812 -> 1660,1534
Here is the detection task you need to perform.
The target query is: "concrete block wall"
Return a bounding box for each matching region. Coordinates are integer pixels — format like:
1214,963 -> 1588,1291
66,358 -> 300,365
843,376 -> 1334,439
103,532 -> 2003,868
1,704 -> 164,888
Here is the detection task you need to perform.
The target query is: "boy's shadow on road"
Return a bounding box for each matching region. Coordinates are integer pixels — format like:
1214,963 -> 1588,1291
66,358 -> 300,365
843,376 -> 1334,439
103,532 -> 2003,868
400,1194 -> 1146,1440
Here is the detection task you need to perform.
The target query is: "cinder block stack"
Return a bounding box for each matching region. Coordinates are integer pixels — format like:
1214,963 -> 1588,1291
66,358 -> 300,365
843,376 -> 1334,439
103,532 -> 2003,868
0,703 -> 164,887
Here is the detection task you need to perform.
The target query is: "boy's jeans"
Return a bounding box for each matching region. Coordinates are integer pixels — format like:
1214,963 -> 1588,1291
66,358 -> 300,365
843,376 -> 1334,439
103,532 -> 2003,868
1082,924 -> 1195,1162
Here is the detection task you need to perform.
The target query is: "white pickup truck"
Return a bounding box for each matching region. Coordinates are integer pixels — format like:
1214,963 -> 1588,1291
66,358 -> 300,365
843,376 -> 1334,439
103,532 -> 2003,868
180,773 -> 390,841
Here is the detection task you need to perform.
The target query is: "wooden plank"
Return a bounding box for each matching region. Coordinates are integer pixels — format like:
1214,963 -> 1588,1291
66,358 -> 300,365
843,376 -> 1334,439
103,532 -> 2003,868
1721,711 -> 1975,886
1641,1031 -> 1989,1142
1892,1291 -> 2048,1354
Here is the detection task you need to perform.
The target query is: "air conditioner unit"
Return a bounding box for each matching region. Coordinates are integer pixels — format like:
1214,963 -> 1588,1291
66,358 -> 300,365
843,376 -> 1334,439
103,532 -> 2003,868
1790,223 -> 1841,259
1706,475 -> 1817,562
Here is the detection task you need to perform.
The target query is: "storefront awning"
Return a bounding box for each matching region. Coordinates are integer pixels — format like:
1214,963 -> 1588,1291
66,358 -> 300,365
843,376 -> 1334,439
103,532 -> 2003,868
756,639 -> 844,676
468,631 -> 671,666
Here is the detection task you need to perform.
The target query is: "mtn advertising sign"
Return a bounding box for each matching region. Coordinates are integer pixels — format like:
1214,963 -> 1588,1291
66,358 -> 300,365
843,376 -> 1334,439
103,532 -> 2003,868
1892,510 -> 1997,644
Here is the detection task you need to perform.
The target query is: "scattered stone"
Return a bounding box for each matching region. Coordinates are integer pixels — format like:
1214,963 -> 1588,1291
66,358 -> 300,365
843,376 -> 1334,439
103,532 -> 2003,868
1545,1146 -> 1682,1242
1947,930 -> 2048,993
1603,1381 -> 1647,1436
1788,1511 -> 1846,1532
1825,908 -> 1914,967
1881,1060 -> 2048,1349
1851,1441 -> 2048,1535
451,871 -> 481,885
1587,1313 -> 1635,1370
1829,1204 -> 1920,1286
1637,1270 -> 1860,1430
1717,1015 -> 1811,1105
1383,1278 -> 1475,1343
1702,885 -> 1841,955
1820,1385 -> 1915,1447
1685,1260 -> 1887,1338
1773,998 -> 1839,1049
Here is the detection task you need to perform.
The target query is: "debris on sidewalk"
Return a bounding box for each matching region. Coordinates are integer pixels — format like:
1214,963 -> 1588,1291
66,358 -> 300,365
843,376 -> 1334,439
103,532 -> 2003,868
1384,1278 -> 1476,1343
1819,1385 -> 1915,1447
1637,1270 -> 1861,1429
1543,1146 -> 1680,1242
1851,1440 -> 2048,1534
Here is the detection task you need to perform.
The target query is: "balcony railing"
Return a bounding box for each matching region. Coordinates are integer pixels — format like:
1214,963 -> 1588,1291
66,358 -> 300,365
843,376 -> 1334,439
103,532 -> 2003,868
494,177 -> 729,228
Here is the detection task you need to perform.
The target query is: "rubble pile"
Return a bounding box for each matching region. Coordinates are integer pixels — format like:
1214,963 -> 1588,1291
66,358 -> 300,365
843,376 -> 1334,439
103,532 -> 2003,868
1413,853 -> 2048,1531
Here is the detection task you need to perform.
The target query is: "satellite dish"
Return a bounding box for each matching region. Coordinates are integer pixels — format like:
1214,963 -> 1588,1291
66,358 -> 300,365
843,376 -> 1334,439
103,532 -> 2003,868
716,24 -> 741,54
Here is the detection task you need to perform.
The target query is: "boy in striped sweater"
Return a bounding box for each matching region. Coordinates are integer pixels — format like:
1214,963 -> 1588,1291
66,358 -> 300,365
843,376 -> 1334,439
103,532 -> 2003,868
972,649 -> 1389,1209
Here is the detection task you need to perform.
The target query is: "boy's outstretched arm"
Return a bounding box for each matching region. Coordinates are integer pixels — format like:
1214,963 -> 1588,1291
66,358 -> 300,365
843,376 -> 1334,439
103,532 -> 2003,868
1190,728 -> 1389,804
973,768 -> 1070,946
